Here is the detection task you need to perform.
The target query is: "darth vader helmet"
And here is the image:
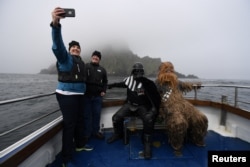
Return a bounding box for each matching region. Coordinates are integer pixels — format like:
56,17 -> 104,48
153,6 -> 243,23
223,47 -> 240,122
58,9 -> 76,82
131,62 -> 144,78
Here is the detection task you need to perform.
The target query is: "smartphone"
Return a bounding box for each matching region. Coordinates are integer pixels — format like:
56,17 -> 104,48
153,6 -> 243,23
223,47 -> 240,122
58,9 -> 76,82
60,8 -> 75,17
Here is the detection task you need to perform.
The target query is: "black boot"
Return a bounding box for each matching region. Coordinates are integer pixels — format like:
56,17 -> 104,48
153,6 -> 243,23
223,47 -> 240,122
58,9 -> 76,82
106,122 -> 123,144
143,134 -> 152,159
107,134 -> 122,143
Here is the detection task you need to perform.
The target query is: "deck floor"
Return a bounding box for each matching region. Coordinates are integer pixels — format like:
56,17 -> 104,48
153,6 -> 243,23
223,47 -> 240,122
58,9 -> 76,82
47,130 -> 250,167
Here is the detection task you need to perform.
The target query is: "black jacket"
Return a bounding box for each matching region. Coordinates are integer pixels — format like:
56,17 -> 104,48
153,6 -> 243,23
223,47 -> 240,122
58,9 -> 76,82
84,62 -> 108,96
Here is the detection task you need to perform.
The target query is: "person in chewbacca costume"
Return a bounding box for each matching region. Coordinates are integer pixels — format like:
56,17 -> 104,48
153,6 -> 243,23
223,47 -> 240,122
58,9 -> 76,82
155,61 -> 208,156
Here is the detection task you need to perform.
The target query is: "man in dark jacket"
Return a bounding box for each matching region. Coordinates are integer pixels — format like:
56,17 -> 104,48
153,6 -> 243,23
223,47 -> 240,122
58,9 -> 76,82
83,51 -> 108,140
107,62 -> 161,159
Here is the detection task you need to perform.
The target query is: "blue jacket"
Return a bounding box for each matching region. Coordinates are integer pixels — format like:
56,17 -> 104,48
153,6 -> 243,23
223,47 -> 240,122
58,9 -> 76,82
51,23 -> 86,94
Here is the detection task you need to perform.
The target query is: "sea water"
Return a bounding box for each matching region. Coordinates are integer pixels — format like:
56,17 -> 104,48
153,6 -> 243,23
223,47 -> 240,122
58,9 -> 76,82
0,73 -> 249,150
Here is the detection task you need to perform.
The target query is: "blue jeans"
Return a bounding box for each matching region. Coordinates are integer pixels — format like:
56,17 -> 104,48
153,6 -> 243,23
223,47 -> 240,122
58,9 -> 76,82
83,96 -> 103,137
56,93 -> 85,163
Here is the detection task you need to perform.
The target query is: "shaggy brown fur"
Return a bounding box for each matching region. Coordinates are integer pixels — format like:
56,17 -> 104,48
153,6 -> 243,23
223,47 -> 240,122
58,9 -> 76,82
156,62 -> 208,156
156,62 -> 200,94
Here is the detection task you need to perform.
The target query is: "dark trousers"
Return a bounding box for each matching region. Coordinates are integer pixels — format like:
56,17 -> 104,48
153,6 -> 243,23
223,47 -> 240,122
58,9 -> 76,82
83,96 -> 102,137
56,93 -> 85,163
112,103 -> 157,135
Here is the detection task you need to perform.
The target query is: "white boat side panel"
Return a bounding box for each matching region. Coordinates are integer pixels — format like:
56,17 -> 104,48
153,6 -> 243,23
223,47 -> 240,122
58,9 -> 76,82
226,113 -> 250,143
0,117 -> 62,162
100,105 -> 250,143
100,106 -> 121,129
18,106 -> 119,167
196,106 -> 220,130
197,106 -> 250,143
19,131 -> 62,167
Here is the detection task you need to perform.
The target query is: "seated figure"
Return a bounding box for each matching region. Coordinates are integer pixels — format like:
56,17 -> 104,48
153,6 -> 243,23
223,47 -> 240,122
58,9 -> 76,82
155,62 -> 208,156
107,62 -> 161,159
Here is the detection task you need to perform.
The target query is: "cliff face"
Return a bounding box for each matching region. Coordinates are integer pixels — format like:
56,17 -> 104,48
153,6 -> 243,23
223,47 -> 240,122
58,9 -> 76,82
40,46 -> 198,78
91,47 -> 162,77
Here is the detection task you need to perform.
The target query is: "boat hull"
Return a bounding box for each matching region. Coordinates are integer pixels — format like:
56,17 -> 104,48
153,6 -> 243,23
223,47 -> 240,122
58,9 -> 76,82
1,99 -> 250,167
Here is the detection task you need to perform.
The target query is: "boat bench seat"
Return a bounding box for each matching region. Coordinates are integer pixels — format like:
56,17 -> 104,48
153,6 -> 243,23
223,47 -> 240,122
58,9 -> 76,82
123,116 -> 166,145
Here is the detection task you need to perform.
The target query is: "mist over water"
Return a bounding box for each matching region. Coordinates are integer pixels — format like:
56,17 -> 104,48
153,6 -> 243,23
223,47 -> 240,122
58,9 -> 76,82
1,0 -> 250,79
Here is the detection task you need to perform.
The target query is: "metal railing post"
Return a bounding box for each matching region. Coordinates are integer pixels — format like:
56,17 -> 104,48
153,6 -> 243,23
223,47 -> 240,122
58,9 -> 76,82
194,86 -> 197,100
234,87 -> 238,108
220,95 -> 228,126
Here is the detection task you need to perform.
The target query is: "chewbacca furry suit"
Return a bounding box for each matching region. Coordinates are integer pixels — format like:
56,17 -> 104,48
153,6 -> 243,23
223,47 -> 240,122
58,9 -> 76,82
155,62 -> 208,156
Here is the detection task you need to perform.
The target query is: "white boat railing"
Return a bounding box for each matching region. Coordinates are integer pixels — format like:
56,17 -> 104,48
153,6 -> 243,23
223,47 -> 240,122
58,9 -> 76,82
0,92 -> 55,105
0,109 -> 60,137
0,117 -> 62,164
189,85 -> 250,112
0,85 -> 249,147
0,92 -> 59,138
0,85 -> 250,166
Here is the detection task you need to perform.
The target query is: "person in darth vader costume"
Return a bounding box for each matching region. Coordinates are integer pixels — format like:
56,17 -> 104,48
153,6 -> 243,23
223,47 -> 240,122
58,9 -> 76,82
107,62 -> 161,159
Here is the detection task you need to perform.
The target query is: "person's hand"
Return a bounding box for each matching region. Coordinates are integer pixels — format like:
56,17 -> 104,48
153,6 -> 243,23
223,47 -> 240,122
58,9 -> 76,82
51,7 -> 65,26
197,83 -> 203,89
100,92 -> 106,96
192,82 -> 203,89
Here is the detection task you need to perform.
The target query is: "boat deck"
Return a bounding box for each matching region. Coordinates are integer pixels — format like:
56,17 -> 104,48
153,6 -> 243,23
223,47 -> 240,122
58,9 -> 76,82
47,130 -> 250,167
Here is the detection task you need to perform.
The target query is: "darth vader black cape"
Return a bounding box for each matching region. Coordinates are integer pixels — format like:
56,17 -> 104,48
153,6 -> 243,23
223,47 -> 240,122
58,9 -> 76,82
136,77 -> 161,112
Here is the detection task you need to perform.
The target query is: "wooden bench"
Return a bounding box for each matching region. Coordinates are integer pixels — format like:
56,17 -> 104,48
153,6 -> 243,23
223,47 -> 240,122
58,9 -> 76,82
123,116 -> 166,145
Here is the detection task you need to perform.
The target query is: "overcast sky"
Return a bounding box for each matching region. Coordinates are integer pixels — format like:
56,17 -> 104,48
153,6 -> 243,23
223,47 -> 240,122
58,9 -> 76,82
0,0 -> 249,80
